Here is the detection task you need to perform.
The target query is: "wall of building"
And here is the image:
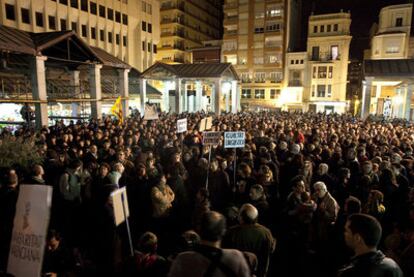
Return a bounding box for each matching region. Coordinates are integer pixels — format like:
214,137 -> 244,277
222,0 -> 286,109
0,0 -> 160,71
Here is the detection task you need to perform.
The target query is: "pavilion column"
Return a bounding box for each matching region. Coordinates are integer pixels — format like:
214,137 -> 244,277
183,81 -> 188,112
195,81 -> 202,112
225,86 -> 230,113
405,84 -> 413,121
361,78 -> 373,119
374,84 -> 381,115
70,70 -> 81,117
89,64 -> 103,120
31,56 -> 48,129
118,68 -> 130,118
163,82 -> 170,113
175,78 -> 182,114
214,79 -> 222,115
139,78 -> 147,115
231,80 -> 238,114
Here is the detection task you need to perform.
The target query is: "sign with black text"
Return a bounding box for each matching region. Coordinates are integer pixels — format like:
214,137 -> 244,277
177,118 -> 187,133
203,131 -> 221,146
7,185 -> 53,277
224,131 -> 245,148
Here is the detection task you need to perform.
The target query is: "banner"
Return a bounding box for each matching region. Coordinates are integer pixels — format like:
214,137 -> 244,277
177,118 -> 187,133
144,104 -> 159,120
203,131 -> 221,146
110,96 -> 123,124
199,116 -> 213,132
224,131 -> 245,148
7,185 -> 53,277
110,187 -> 130,226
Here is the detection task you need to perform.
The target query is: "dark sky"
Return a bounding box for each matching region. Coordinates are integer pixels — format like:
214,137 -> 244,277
301,0 -> 412,59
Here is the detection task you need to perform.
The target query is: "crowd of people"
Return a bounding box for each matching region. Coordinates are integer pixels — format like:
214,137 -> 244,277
0,111 -> 413,277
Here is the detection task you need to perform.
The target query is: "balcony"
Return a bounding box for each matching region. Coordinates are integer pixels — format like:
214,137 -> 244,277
161,17 -> 185,24
161,31 -> 185,38
224,30 -> 238,36
224,15 -> 238,25
160,3 -> 185,11
288,80 -> 303,87
224,2 -> 238,9
309,54 -> 341,62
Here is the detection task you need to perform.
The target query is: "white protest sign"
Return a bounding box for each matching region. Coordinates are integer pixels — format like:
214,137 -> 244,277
110,187 -> 130,226
7,185 -> 53,277
144,104 -> 159,120
199,116 -> 213,132
177,118 -> 187,133
224,131 -> 246,148
203,131 -> 221,146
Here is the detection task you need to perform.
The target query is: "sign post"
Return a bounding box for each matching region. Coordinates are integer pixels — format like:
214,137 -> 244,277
199,116 -> 212,132
224,131 -> 245,189
202,131 -> 221,189
110,187 -> 134,256
7,185 -> 53,277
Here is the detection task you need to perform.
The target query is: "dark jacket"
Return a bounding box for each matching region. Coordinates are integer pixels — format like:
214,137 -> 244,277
337,251 -> 403,277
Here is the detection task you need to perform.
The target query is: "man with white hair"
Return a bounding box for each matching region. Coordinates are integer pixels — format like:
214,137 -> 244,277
312,181 -> 339,247
223,204 -> 276,277
312,163 -> 335,192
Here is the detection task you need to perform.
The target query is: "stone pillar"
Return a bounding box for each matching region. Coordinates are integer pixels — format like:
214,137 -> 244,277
163,82 -> 170,113
31,56 -> 48,129
188,93 -> 194,112
183,82 -> 188,112
225,89 -> 230,113
214,79 -> 222,115
374,84 -> 381,115
118,68 -> 130,118
405,84 -> 413,121
231,80 -> 238,114
70,70 -> 81,117
139,78 -> 147,115
175,78 -> 182,114
89,64 -> 103,120
361,78 -> 372,119
195,81 -> 202,112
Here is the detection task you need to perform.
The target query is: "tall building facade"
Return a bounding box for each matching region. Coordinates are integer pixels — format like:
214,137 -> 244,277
361,3 -> 414,119
365,3 -> 412,60
284,11 -> 351,113
222,0 -> 286,110
157,0 -> 223,64
305,12 -> 351,113
0,0 -> 160,71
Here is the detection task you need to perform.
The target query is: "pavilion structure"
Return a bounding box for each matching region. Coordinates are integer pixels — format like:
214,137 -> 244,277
139,62 -> 240,115
362,59 -> 414,120
0,25 -> 162,128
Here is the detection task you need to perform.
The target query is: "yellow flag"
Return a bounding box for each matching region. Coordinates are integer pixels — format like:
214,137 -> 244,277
110,96 -> 123,124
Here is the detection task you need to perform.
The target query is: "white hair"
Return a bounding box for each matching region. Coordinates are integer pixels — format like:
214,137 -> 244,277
313,181 -> 327,192
240,203 -> 258,223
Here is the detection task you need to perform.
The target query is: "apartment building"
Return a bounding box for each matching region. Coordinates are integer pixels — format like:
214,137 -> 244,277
157,0 -> 223,64
361,3 -> 414,119
284,11 -> 351,113
0,0 -> 160,71
222,0 -> 286,110
365,3 -> 412,60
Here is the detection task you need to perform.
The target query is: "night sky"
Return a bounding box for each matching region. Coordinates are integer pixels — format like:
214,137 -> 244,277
300,0 -> 412,59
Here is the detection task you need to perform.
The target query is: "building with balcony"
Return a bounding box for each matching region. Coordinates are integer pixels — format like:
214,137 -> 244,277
222,0 -> 286,111
365,3 -> 412,60
0,0 -> 160,72
361,3 -> 414,120
284,11 -> 352,113
158,0 -> 223,64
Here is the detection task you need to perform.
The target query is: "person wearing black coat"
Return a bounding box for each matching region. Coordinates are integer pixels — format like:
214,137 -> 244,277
338,214 -> 403,277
